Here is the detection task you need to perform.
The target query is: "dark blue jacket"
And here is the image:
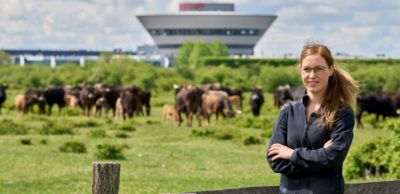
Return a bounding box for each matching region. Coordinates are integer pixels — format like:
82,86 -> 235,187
267,96 -> 354,194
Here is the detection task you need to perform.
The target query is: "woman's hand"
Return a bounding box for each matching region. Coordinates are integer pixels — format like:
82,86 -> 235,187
324,139 -> 333,148
268,143 -> 294,161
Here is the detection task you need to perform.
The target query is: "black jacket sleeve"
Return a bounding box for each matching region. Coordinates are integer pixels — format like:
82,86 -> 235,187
290,107 -> 354,171
266,104 -> 297,174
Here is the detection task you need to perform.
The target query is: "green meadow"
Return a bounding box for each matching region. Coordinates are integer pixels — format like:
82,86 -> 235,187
0,91 -> 395,194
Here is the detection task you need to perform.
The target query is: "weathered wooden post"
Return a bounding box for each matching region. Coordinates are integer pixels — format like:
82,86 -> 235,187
92,162 -> 121,194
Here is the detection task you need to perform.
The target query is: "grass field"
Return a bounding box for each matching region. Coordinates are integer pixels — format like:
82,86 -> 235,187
0,91 -> 394,193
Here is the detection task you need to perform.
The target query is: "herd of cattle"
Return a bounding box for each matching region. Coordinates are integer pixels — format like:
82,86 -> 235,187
273,85 -> 400,128
0,83 -> 399,128
0,84 -> 151,120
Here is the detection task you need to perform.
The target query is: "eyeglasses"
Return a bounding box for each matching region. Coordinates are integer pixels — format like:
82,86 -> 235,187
301,66 -> 329,75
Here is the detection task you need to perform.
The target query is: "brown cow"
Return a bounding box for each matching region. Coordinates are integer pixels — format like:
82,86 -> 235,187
115,97 -> 123,119
162,104 -> 180,122
174,84 -> 205,127
202,90 -> 235,126
15,94 -> 25,115
228,95 -> 242,114
65,94 -> 79,108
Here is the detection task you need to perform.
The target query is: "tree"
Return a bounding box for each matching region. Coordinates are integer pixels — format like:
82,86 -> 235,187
209,40 -> 228,57
0,50 -> 11,64
188,40 -> 210,68
175,41 -> 194,67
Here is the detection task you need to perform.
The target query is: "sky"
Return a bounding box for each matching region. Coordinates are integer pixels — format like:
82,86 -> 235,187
0,0 -> 399,58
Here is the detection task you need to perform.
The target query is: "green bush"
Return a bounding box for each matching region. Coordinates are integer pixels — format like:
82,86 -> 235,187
0,119 -> 29,135
39,139 -> 48,145
191,128 -> 215,137
20,138 -> 32,145
118,125 -> 136,132
59,141 -> 87,153
344,119 -> 400,179
115,132 -> 130,138
243,135 -> 264,146
40,122 -> 74,135
95,143 -> 125,160
73,120 -> 100,128
89,129 -> 107,138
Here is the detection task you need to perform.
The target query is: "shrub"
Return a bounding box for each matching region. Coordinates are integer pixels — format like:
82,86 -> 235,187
74,120 -> 100,128
59,141 -> 87,153
40,122 -> 74,135
243,135 -> 263,146
0,119 -> 29,135
89,129 -> 107,138
20,138 -> 32,145
344,136 -> 400,180
191,128 -> 215,137
115,132 -> 130,138
95,143 -> 125,160
118,125 -> 136,132
214,128 -> 238,140
39,139 -> 48,145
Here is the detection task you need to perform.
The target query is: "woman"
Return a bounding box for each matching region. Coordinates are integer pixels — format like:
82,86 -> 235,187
267,43 -> 359,194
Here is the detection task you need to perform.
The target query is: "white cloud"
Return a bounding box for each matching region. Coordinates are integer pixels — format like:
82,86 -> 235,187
0,0 -> 398,57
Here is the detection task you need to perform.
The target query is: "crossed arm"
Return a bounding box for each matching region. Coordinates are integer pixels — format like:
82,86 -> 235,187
266,106 -> 354,175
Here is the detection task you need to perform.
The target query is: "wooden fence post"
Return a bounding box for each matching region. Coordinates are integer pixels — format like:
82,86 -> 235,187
92,162 -> 121,194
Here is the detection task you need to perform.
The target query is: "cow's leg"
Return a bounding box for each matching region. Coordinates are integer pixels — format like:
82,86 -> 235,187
146,104 -> 150,116
187,112 -> 192,127
356,110 -> 364,129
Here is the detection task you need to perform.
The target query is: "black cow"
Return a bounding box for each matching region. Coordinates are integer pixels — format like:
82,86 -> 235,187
95,84 -> 122,117
273,85 -> 305,108
249,87 -> 264,117
79,86 -> 100,116
43,87 -> 66,115
0,84 -> 7,114
125,86 -> 151,116
356,92 -> 398,129
119,89 -> 140,120
139,90 -> 151,116
24,89 -> 46,115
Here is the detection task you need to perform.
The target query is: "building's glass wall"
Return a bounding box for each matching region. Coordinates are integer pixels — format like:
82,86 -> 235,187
148,28 -> 259,36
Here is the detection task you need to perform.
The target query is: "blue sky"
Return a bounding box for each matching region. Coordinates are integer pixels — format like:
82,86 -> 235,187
0,0 -> 399,57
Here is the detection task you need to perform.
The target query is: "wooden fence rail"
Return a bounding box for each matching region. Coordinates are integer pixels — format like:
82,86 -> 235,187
186,180 -> 400,194
90,163 -> 399,194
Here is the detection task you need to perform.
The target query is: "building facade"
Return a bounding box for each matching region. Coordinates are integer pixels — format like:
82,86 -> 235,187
136,3 -> 277,56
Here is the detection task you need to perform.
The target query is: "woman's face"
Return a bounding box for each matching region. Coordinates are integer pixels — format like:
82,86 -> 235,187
300,54 -> 334,96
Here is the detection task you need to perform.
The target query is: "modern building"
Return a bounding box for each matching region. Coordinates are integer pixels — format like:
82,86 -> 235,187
3,49 -> 134,67
136,3 -> 277,56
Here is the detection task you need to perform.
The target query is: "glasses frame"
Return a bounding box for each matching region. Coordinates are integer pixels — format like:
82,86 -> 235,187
300,65 -> 329,75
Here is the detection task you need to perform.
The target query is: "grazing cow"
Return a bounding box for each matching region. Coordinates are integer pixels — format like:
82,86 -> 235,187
125,86 -> 151,116
356,92 -> 398,128
115,97 -> 123,119
139,90 -> 151,116
273,85 -> 305,108
43,87 -> 66,115
388,92 -> 400,109
15,94 -> 25,115
249,87 -> 265,117
0,84 -> 7,114
65,94 -> 79,108
120,89 -> 139,120
64,86 -> 82,108
24,89 -> 46,115
95,84 -> 122,117
94,97 -> 106,117
162,104 -> 180,122
228,95 -> 242,114
175,84 -> 205,127
79,86 -> 99,116
202,91 -> 235,126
